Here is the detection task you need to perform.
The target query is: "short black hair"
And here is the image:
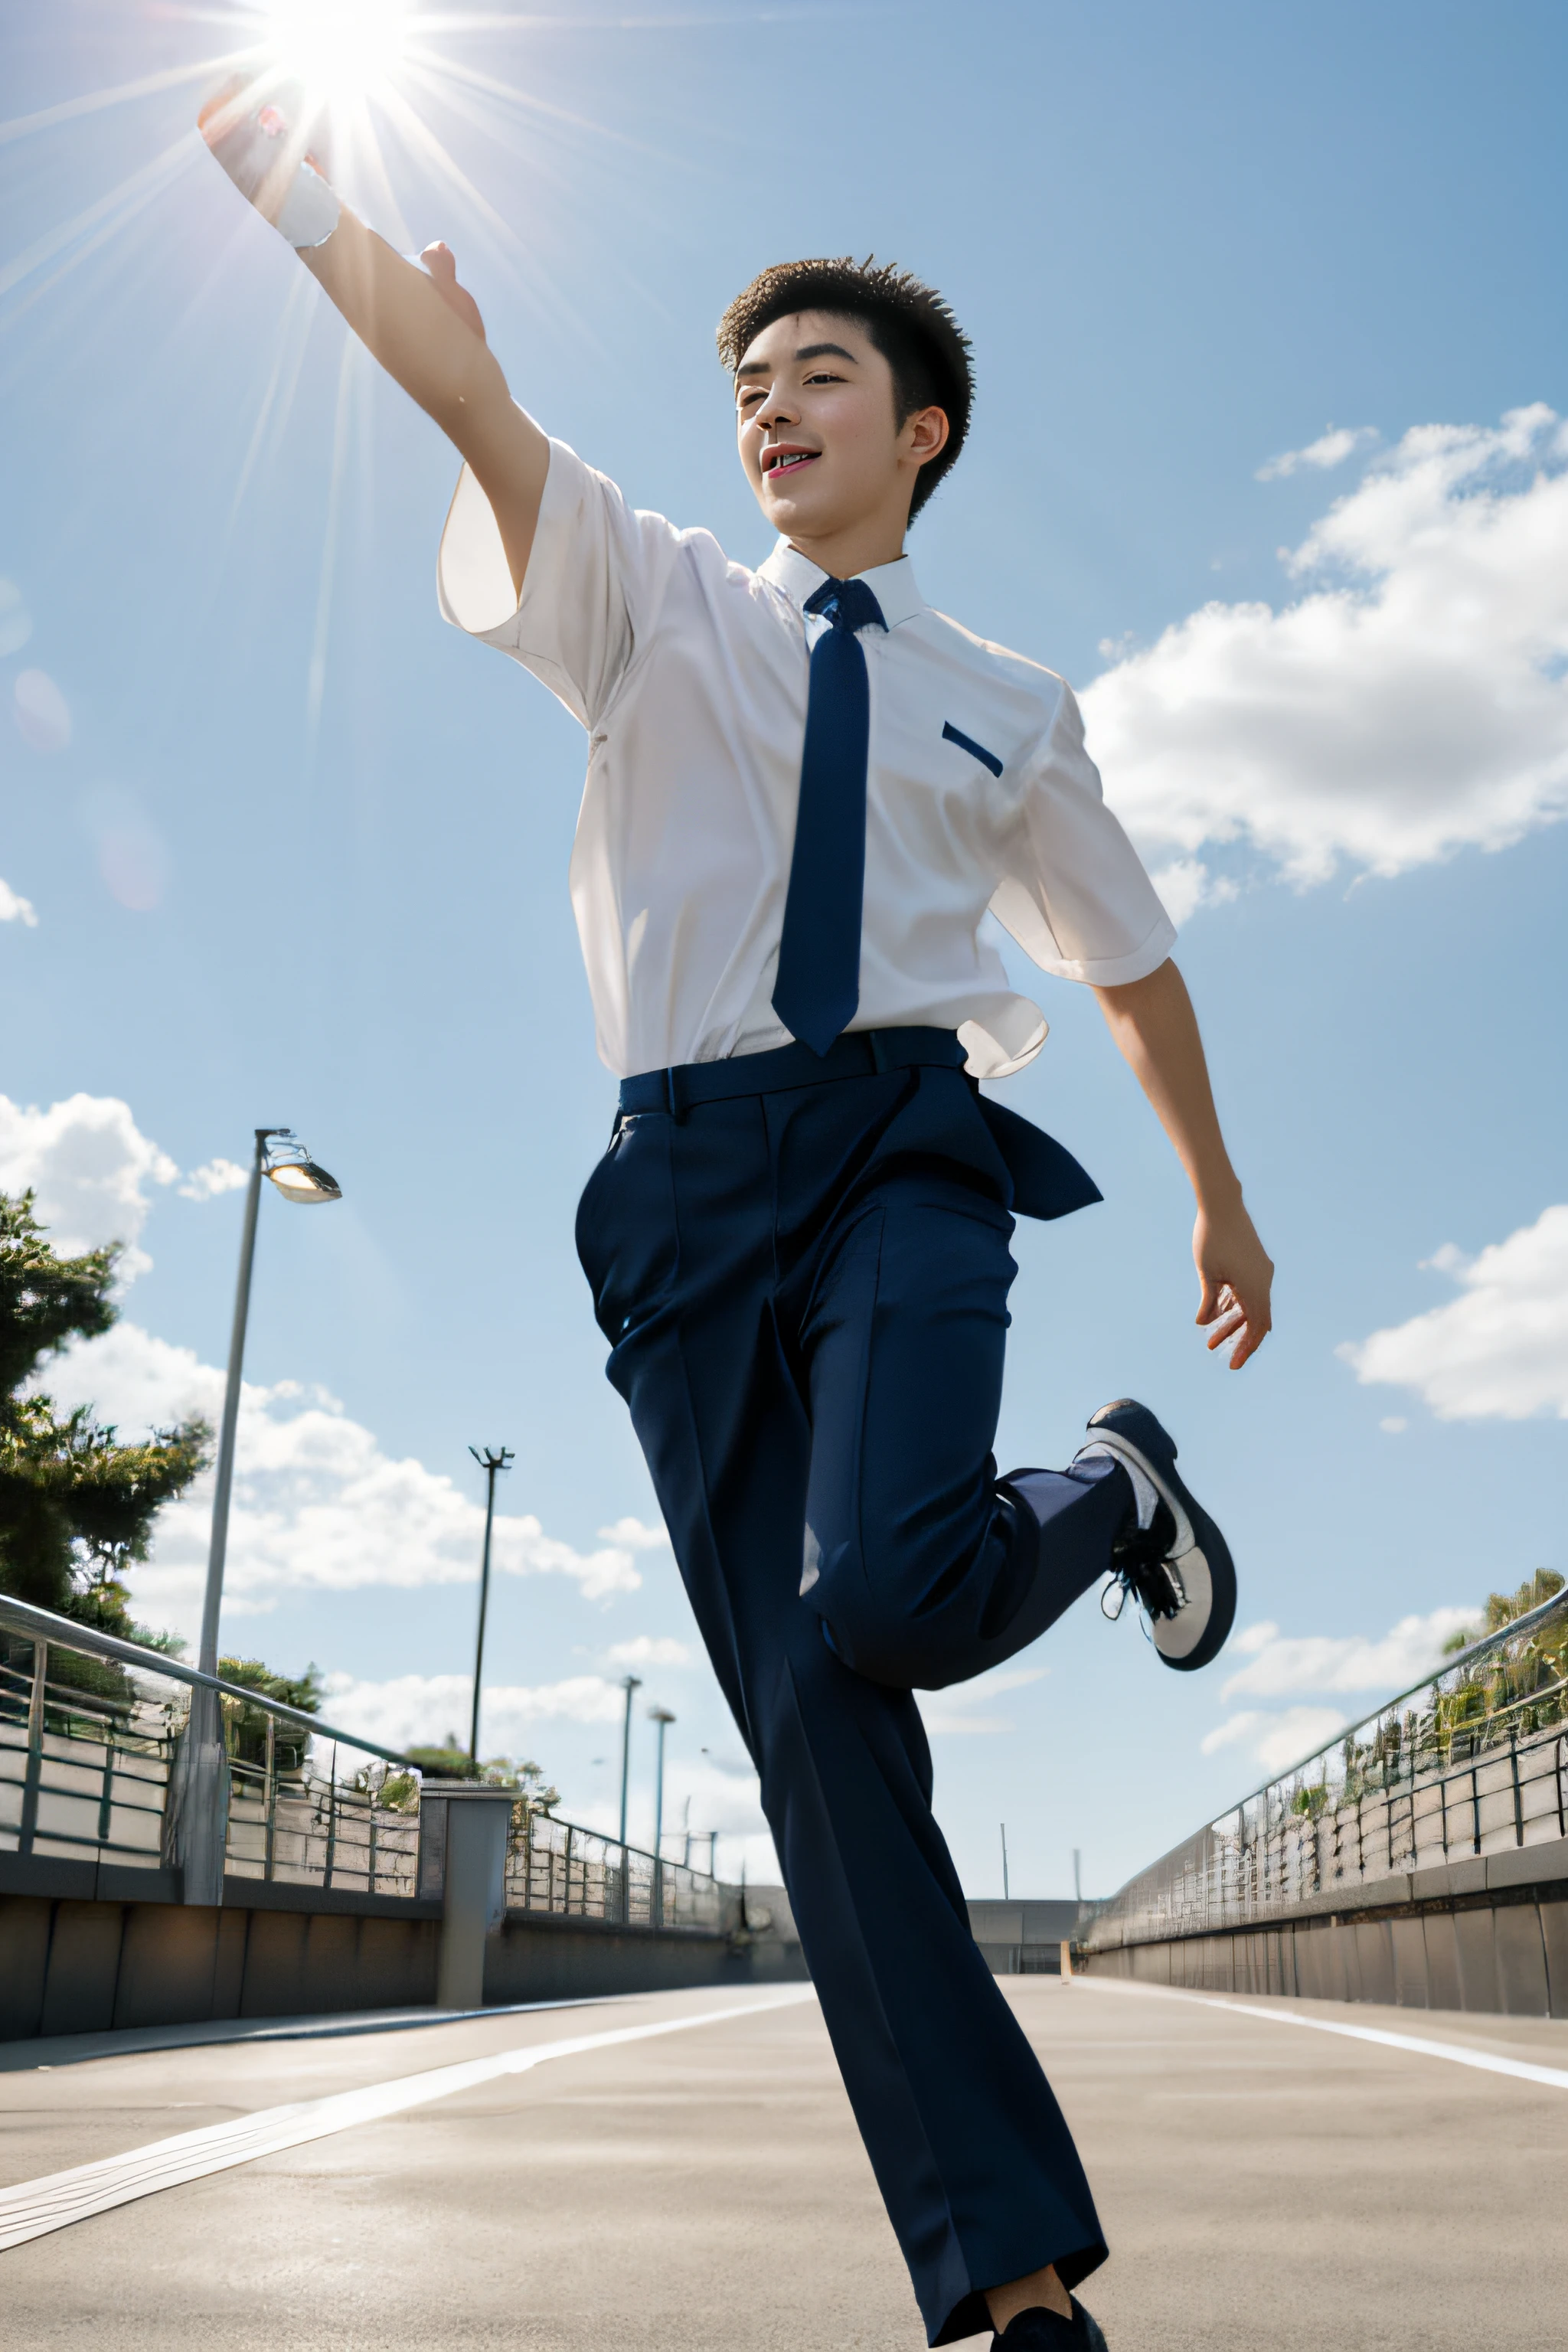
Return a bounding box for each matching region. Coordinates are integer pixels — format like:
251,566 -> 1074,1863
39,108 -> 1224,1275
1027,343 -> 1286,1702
716,256 -> 974,522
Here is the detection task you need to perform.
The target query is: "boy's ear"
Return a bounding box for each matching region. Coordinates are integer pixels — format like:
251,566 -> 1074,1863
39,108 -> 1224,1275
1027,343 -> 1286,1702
907,406 -> 951,465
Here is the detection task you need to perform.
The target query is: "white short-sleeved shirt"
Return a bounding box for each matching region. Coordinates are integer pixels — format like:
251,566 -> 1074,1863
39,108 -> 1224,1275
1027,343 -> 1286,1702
438,436 -> 1175,1081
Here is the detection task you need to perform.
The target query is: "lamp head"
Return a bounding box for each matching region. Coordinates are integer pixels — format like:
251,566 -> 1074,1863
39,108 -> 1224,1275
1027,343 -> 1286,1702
262,1131 -> 342,1204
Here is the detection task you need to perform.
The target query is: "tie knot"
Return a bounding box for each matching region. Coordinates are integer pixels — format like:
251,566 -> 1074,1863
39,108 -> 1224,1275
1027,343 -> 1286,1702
805,576 -> 887,635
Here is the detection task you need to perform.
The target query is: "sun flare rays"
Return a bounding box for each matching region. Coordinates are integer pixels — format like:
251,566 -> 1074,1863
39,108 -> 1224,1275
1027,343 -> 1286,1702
0,2 -> 719,738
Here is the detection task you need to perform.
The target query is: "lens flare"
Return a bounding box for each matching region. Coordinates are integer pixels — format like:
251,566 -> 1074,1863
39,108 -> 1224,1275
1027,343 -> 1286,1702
263,0 -> 412,102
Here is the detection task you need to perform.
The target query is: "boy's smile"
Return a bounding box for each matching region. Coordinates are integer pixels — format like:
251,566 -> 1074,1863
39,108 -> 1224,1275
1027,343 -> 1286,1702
760,444 -> 820,478
734,309 -> 948,578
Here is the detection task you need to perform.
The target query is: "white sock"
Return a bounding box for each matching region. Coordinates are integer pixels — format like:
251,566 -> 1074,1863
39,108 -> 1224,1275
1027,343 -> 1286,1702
1072,1440 -> 1159,1530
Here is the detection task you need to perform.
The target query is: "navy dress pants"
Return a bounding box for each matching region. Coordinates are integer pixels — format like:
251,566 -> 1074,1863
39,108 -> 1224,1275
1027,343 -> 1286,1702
576,1047 -> 1126,2344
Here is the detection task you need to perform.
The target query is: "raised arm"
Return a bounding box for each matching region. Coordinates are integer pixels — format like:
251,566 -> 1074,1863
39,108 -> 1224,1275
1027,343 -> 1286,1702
1093,959 -> 1275,1367
200,82 -> 544,593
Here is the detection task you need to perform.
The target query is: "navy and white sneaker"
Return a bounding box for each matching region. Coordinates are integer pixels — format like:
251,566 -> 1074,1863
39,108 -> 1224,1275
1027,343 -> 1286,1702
1078,1398 -> 1236,1673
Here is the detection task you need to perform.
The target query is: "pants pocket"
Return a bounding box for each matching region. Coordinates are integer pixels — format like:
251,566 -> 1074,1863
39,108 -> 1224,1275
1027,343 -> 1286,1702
575,1112 -> 681,1345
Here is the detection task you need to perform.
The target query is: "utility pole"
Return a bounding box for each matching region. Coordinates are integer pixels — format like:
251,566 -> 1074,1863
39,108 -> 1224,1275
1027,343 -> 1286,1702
467,1445 -> 514,1767
649,1707 -> 675,1857
649,1704 -> 675,1921
617,1674 -> 642,1846
1073,1847 -> 1083,1915
1000,1821 -> 1010,1902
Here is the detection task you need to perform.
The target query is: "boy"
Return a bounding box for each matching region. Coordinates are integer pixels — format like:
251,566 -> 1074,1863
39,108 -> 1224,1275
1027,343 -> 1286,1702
203,85 -> 1273,2352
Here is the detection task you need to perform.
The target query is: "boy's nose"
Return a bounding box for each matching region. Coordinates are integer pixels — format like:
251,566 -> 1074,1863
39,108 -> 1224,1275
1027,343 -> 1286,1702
756,389 -> 798,432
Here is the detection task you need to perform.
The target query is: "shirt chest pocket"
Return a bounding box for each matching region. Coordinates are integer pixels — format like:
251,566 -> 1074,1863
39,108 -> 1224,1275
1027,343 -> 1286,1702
940,720 -> 1005,778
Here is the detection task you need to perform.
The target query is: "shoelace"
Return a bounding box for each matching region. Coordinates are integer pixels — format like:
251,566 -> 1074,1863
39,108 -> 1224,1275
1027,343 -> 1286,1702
1101,1506 -> 1186,1624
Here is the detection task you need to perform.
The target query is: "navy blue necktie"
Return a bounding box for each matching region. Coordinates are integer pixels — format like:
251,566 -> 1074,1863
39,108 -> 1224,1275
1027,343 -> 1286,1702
772,575 -> 888,1056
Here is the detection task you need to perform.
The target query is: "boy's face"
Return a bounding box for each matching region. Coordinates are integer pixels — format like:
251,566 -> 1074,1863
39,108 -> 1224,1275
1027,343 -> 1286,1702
734,309 -> 948,552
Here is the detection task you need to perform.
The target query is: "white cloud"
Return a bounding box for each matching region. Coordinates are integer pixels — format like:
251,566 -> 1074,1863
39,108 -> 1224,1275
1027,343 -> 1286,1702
1219,1606 -> 1478,1704
47,1319 -> 644,1634
177,1157 -> 250,1201
1256,425 -> 1378,481
1341,1204 -> 1568,1420
0,1092 -> 177,1263
1201,1706 -> 1350,1774
1085,405 -> 1568,890
597,1516 -> 671,1552
0,877 -> 38,926
1149,858 -> 1239,927
1380,1416 -> 1408,1434
321,1670 -> 629,1755
605,1635 -> 694,1669
917,1663 -> 1046,1736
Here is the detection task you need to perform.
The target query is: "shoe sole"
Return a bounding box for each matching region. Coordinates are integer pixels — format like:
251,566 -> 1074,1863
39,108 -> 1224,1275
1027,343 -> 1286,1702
1086,1400 -> 1236,1671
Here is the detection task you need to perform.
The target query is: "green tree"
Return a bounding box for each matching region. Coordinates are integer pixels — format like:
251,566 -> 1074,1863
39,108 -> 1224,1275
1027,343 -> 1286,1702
0,1191 -> 209,1644
1442,1568 -> 1565,1657
401,1733 -> 559,1808
218,1655 -> 324,1773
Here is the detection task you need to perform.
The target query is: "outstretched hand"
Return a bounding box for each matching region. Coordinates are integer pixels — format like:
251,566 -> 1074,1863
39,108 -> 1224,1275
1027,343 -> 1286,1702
1194,1196 -> 1274,1369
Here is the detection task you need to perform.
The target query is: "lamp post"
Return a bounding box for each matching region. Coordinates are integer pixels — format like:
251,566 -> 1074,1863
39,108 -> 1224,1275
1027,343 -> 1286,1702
648,1704 -> 675,1922
180,1129 -> 341,1906
617,1673 -> 641,1846
466,1445 -> 514,1769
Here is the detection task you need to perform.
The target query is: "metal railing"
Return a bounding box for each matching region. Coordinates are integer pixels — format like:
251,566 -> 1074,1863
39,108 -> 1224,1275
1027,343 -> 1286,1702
508,1806 -> 722,1931
1084,1588 -> 1568,1952
0,1596 -> 424,1894
0,1595 -> 721,1928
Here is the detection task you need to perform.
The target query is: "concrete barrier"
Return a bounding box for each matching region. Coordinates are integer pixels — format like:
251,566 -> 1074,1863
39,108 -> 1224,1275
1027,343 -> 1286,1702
0,1853 -> 807,2044
1077,1836 -> 1568,2017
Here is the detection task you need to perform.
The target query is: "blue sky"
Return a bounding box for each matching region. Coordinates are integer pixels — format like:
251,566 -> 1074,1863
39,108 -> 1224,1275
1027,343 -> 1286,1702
2,0 -> 1565,1895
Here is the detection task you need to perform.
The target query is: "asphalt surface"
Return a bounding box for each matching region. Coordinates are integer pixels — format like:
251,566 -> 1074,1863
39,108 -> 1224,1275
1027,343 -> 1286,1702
2,1975 -> 1565,2350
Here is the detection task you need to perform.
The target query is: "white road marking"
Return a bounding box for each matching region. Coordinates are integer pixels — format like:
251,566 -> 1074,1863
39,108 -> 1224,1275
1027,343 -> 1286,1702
1077,1975 -> 1568,2089
0,1985 -> 819,2253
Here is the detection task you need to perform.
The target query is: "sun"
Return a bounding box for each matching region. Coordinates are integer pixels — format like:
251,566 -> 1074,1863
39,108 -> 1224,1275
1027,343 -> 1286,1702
261,0 -> 413,103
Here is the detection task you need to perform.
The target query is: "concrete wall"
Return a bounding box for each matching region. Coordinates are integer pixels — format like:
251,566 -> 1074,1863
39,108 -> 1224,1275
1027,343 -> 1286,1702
0,1858 -> 807,2043
967,1897 -> 1083,1975
1078,1839 -> 1568,2018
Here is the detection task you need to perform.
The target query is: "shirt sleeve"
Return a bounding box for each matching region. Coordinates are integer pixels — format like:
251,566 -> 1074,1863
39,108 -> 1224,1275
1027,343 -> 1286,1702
988,680 -> 1178,986
436,436 -> 683,732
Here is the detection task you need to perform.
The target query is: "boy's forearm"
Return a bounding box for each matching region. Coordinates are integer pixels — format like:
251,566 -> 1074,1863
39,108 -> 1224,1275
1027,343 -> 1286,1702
300,211 -> 512,464
1093,960 -> 1242,1207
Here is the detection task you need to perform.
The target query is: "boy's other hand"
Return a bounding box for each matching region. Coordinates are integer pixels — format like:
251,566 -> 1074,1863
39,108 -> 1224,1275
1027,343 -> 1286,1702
1193,1197 -> 1273,1370
419,243 -> 487,344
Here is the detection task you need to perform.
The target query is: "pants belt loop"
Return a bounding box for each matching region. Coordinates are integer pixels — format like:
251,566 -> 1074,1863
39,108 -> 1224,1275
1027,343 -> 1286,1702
869,1031 -> 890,1075
665,1066 -> 689,1123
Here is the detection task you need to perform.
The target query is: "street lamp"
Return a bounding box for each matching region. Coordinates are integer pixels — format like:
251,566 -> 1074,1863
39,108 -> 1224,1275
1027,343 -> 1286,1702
648,1703 -> 677,1919
178,1126 -> 342,1906
467,1444 -> 514,1768
617,1673 -> 641,1847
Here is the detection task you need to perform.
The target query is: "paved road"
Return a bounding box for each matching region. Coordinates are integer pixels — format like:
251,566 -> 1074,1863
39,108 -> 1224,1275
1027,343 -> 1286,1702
2,1976 -> 1564,2350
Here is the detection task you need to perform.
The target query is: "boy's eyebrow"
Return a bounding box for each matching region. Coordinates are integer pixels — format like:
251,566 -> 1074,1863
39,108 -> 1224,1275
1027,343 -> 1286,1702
735,340 -> 861,380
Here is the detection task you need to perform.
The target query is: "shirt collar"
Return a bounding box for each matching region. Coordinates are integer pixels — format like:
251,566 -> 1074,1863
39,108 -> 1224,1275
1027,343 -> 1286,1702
758,541 -> 926,630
